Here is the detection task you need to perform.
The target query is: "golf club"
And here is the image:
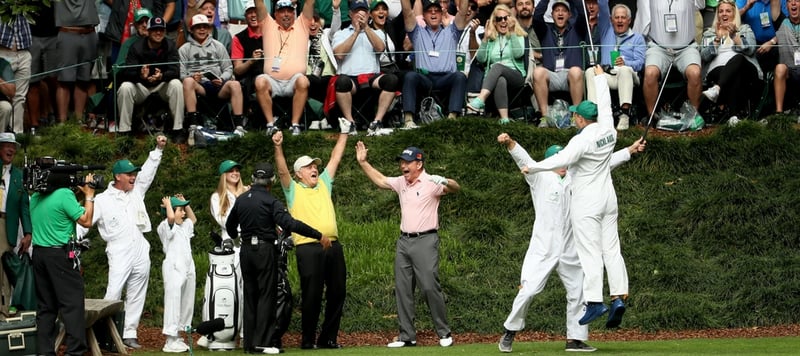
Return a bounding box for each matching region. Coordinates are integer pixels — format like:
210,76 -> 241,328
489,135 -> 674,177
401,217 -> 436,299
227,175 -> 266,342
581,0 -> 598,65
642,61 -> 674,141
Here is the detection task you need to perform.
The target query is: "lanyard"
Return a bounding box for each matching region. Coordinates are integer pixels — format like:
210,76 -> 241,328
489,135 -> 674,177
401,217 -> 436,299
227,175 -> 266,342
277,26 -> 292,56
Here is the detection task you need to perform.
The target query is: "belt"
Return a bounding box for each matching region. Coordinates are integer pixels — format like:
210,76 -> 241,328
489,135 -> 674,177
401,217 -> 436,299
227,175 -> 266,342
225,19 -> 247,25
0,212 -> 5,219
59,26 -> 95,35
400,229 -> 438,238
244,236 -> 276,245
648,37 -> 695,51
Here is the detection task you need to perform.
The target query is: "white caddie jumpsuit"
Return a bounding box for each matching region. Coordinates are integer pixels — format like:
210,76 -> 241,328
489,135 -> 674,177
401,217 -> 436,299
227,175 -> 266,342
524,74 -> 630,303
157,218 -> 196,337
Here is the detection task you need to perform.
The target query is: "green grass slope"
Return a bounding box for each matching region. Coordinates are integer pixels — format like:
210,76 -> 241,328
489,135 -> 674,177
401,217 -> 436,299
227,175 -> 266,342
19,115 -> 800,335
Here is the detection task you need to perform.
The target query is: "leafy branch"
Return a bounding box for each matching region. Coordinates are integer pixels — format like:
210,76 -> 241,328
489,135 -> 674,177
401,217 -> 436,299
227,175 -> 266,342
0,0 -> 52,25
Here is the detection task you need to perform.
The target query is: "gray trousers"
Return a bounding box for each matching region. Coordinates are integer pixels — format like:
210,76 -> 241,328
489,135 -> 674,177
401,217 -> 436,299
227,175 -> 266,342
394,232 -> 450,341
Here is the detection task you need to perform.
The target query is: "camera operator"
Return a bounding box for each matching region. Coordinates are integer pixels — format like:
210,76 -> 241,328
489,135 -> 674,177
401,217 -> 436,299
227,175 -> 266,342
0,133 -> 32,315
30,173 -> 95,355
79,135 -> 167,349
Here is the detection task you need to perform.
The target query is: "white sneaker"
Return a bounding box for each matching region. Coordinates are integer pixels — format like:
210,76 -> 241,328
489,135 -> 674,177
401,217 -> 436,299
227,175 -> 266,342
338,117 -> 352,134
403,120 -> 418,129
387,340 -> 416,348
439,335 -> 453,347
234,125 -> 247,137
308,120 -> 321,130
197,335 -> 209,348
728,115 -> 740,126
616,113 -> 630,130
163,339 -> 189,353
257,346 -> 280,354
702,85 -> 720,103
291,125 -> 302,136
320,120 -> 332,130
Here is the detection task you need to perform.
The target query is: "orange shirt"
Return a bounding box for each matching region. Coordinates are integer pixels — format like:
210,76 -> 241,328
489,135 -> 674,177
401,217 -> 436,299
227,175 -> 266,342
260,14 -> 310,80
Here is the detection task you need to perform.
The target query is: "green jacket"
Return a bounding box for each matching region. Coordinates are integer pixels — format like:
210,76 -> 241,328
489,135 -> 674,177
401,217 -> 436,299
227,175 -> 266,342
6,165 -> 32,246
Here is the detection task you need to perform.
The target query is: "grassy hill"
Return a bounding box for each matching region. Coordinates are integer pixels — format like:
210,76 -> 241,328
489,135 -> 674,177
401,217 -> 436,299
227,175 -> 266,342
19,116 -> 800,335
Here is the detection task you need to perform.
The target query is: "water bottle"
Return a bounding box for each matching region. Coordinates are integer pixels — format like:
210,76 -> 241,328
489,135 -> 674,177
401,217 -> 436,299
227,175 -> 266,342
312,60 -> 325,76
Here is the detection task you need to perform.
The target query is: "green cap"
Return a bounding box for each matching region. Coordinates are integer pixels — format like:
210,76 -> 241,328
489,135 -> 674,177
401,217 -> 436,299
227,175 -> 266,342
544,145 -> 563,159
370,0 -> 388,11
569,100 -> 598,120
218,160 -> 242,175
134,8 -> 153,22
170,196 -> 191,208
112,159 -> 141,175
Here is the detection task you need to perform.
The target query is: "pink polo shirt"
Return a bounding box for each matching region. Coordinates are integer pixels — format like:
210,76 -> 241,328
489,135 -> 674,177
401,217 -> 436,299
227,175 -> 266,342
260,14 -> 310,80
386,170 -> 445,233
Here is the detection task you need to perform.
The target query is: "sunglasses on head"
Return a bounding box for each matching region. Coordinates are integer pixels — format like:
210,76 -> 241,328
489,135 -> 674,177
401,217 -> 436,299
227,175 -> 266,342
495,15 -> 509,22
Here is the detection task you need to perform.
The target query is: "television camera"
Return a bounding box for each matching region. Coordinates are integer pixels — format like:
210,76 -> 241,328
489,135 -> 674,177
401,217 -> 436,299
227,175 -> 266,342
24,156 -> 105,193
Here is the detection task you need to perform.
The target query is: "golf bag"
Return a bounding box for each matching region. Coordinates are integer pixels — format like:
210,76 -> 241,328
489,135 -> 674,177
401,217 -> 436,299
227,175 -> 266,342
270,230 -> 294,348
200,239 -> 242,350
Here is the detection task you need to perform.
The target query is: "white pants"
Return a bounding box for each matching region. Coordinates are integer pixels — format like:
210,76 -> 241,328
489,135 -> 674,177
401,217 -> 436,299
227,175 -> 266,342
104,238 -> 151,339
117,80 -> 184,132
585,66 -> 639,106
162,260 -> 196,336
0,49 -> 31,133
571,199 -> 629,303
503,232 -> 588,341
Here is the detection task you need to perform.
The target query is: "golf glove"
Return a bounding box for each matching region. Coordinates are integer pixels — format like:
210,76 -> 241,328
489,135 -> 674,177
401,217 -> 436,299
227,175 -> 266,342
429,175 -> 448,185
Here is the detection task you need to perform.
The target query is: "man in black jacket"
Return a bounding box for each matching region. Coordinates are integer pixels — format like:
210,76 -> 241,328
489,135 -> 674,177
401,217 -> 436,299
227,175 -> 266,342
117,17 -> 184,140
226,162 -> 330,355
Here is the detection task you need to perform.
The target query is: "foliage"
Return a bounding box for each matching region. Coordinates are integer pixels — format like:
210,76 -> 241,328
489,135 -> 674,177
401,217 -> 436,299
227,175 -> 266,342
0,0 -> 51,25
18,117 -> 800,335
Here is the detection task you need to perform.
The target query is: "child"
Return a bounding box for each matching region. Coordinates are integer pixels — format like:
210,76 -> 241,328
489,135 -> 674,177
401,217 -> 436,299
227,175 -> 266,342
158,194 -> 197,353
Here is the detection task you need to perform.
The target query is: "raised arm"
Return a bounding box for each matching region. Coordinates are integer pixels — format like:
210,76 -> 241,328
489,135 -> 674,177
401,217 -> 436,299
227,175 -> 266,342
302,0 -> 316,20
272,131 -> 293,189
326,132 -> 349,179
356,141 -> 391,189
454,0 -> 470,30
255,0 -> 268,21
402,0 -> 417,32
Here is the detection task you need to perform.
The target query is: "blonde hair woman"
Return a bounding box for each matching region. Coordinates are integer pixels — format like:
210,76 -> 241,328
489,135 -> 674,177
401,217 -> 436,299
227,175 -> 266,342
699,0 -> 761,119
210,160 -> 248,240
467,5 -> 527,124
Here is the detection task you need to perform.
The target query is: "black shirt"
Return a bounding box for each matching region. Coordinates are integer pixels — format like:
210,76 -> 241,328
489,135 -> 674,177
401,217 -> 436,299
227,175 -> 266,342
226,184 -> 322,241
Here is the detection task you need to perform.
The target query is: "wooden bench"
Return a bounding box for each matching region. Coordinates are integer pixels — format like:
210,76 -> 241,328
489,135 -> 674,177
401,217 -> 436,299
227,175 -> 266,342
55,299 -> 128,356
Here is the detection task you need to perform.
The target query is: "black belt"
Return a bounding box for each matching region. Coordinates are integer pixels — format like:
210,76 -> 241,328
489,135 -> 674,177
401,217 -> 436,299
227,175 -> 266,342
244,236 -> 276,245
400,229 -> 438,238
648,37 -> 696,51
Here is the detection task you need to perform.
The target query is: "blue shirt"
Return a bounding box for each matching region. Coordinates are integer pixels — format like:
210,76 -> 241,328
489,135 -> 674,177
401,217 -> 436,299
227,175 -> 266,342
409,22 -> 463,73
332,25 -> 384,75
737,0 -> 776,44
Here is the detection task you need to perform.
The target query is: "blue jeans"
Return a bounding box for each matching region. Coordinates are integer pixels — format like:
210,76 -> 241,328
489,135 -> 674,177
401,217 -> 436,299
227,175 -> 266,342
402,71 -> 467,115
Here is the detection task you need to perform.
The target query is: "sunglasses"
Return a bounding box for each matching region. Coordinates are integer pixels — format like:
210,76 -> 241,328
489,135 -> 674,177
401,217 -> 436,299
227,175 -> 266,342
495,15 -> 509,22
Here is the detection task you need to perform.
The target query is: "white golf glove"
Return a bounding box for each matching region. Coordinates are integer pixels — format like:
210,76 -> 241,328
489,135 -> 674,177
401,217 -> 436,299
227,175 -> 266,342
429,174 -> 448,185
338,117 -> 352,134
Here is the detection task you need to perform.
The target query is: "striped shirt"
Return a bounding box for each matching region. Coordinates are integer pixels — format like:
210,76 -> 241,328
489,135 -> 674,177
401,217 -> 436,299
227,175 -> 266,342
0,16 -> 32,50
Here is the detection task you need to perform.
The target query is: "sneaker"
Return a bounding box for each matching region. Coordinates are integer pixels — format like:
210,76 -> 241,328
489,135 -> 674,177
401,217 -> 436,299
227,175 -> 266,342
163,337 -> 189,353
606,298 -> 627,328
467,97 -> 485,112
256,346 -> 280,354
403,120 -> 418,129
498,118 -> 511,125
439,333 -> 453,347
369,120 -> 382,132
348,122 -> 358,136
197,335 -> 209,348
578,302 -> 609,325
728,115 -> 740,126
308,120 -> 321,130
187,126 -> 196,147
124,338 -> 142,349
320,120 -> 332,130
616,113 -> 630,130
291,125 -> 302,136
565,340 -> 596,352
266,124 -> 278,136
387,339 -> 416,348
337,117 -> 352,134
538,117 -> 550,128
498,330 -> 515,353
702,85 -> 720,103
234,125 -> 247,137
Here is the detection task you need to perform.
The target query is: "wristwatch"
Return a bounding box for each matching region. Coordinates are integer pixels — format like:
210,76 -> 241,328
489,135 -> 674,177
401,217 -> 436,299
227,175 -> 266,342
771,38 -> 777,45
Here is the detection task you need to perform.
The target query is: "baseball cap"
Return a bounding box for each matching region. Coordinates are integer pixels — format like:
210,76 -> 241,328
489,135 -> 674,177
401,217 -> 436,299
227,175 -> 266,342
276,0 -> 295,10
350,0 -> 370,11
293,155 -> 322,173
422,0 -> 441,11
197,0 -> 217,9
569,100 -> 598,120
253,162 -> 275,179
551,0 -> 570,11
370,0 -> 388,11
191,14 -> 212,27
544,145 -> 564,159
112,159 -> 141,175
170,196 -> 191,209
396,147 -> 424,162
148,17 -> 166,30
134,8 -> 153,22
245,0 -> 256,11
218,160 -> 242,175
0,132 -> 20,148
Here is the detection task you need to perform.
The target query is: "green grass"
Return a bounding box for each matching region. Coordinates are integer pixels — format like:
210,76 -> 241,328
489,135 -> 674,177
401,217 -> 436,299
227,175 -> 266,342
18,115 -> 800,335
128,336 -> 800,355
